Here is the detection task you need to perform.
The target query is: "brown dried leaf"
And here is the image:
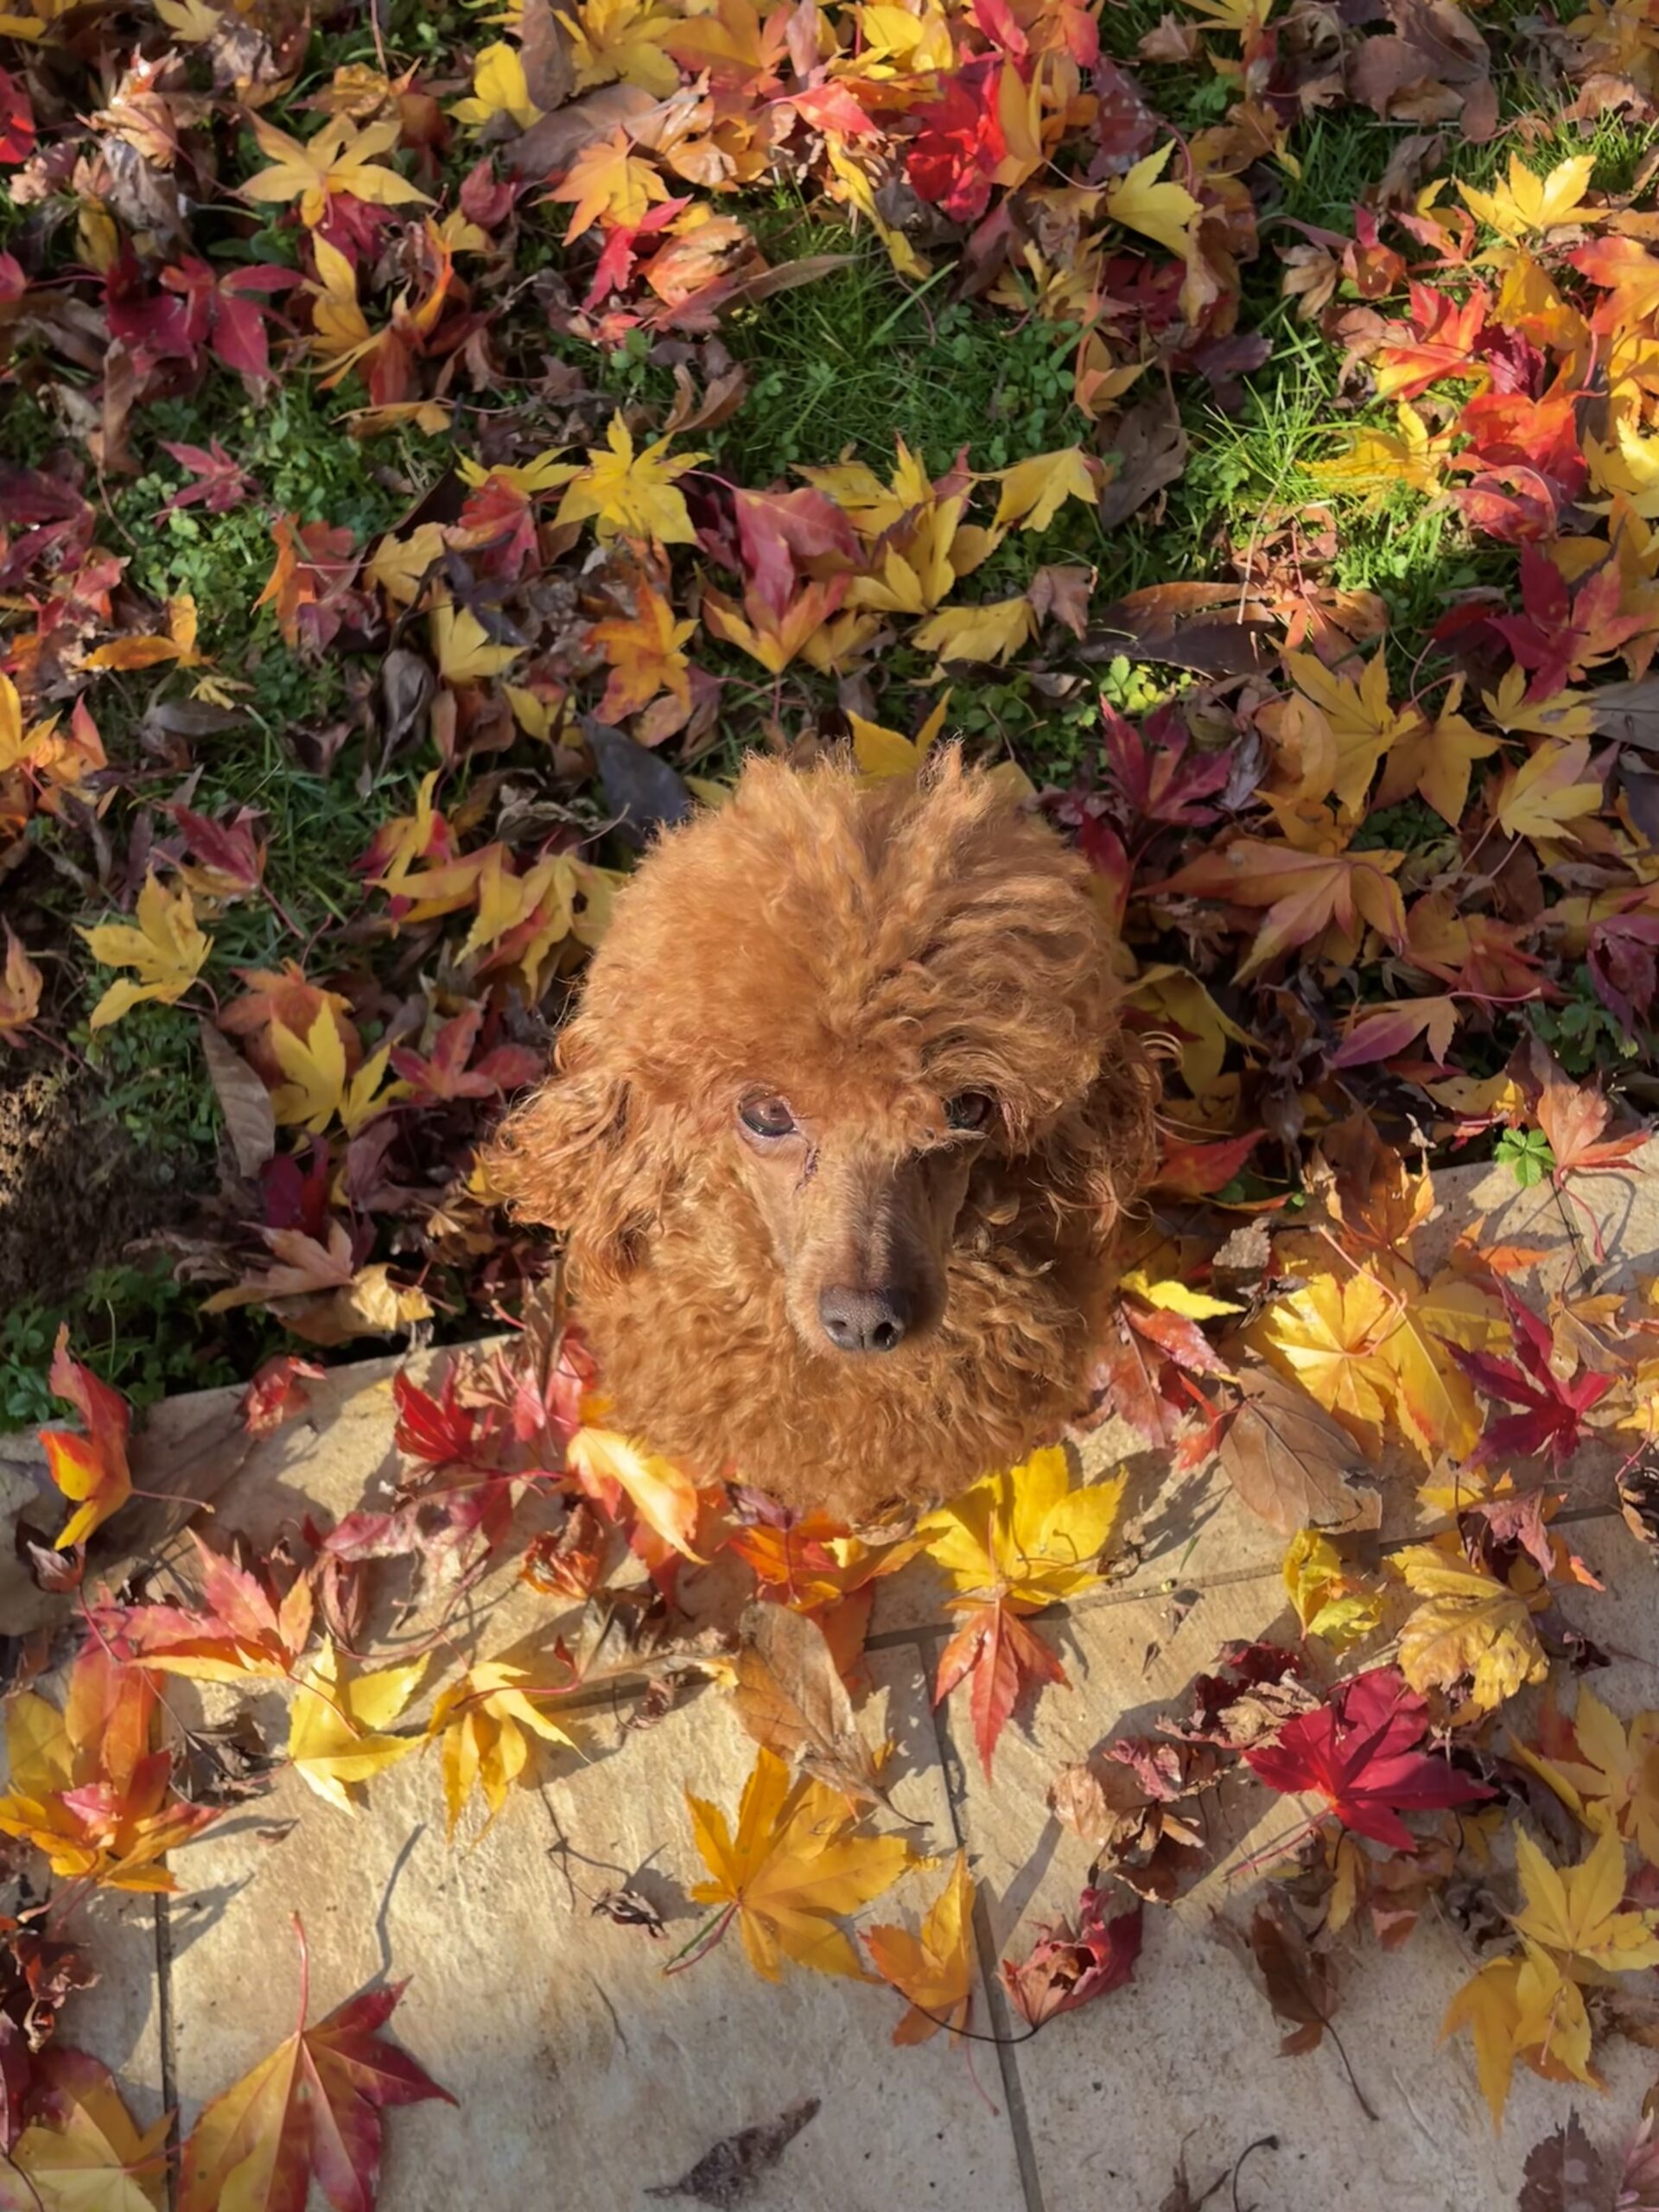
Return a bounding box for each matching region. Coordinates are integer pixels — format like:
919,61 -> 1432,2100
732,1604 -> 907,1821
1217,1370 -> 1380,1538
646,2099 -> 820,2209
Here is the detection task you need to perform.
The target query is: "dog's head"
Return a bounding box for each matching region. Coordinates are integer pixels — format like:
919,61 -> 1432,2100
489,750 -> 1154,1361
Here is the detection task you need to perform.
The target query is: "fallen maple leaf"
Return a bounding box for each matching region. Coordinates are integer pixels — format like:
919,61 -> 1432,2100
0,1646 -> 215,1891
863,1852 -> 976,2044
78,874 -> 212,1030
94,1529 -> 314,1683
424,1661 -> 579,1837
0,2046 -> 168,2212
1450,1287 -> 1613,1469
269,1007 -> 404,1135
1243,1666 -> 1491,1849
0,922 -> 42,1045
1105,141 -> 1198,259
1511,1824 -> 1659,1977
1442,1944 -> 1594,2131
1001,1885 -> 1143,2027
1510,1684 -> 1659,1868
40,1326 -> 132,1551
567,1425 -> 702,1556
683,1745 -> 915,1980
555,415 -> 706,547
244,112 -> 432,228
177,1917 -> 453,2212
1392,1544 -> 1548,1713
286,1639 -> 426,1815
918,1447 -> 1123,1773
1281,1528 -> 1383,1652
1459,152 -> 1597,242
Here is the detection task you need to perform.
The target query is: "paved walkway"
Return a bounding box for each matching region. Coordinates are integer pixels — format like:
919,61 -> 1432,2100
4,1148 -> 1659,2210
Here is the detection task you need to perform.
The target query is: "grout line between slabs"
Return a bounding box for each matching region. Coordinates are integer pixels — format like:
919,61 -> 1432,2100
155,1894 -> 179,2212
917,1632 -> 1048,2212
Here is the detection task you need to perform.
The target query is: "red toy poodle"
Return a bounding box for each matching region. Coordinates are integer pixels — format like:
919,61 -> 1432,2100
490,749 -> 1157,1525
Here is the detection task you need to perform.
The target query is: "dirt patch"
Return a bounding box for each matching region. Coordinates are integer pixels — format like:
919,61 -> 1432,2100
0,1056 -> 200,1312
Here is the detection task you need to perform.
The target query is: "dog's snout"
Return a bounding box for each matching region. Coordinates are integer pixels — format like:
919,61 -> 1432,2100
818,1283 -> 912,1355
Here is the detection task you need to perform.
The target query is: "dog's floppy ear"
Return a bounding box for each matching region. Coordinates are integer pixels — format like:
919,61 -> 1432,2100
1043,1026 -> 1160,1233
484,1019 -> 677,1285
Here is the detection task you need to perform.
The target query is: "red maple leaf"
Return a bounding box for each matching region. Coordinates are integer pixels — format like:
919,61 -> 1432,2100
392,1367 -> 499,1468
906,56 -> 1007,222
934,1598 -> 1065,1777
1489,545 -> 1657,698
1243,1666 -> 1491,1850
1001,1886 -> 1142,2027
1100,701 -> 1233,835
1450,1287 -> 1614,1469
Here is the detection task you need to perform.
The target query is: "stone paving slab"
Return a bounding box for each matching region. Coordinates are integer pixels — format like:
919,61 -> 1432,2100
938,1521 -> 1659,2211
164,1645 -> 1029,2212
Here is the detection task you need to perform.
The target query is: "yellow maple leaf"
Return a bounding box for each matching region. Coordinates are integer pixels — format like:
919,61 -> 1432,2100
1281,650 -> 1423,817
268,1007 -> 404,1135
1104,142 -> 1199,261
308,235 -> 380,385
911,594 -> 1037,668
286,1639 -> 426,1815
1,2052 -> 169,2212
556,416 -> 707,548
1393,1546 -> 1548,1713
1459,153 -> 1598,243
1511,1686 -> 1659,1867
990,448 -> 1099,535
1514,1822 -> 1659,1974
917,1446 -> 1124,1611
430,600 -> 523,686
1442,1944 -> 1595,2130
243,113 -> 432,229
557,0 -> 682,94
1306,402 -> 1452,501
685,1745 -> 916,1980
1372,674 -> 1499,827
1258,1268 -> 1397,1434
425,1661 -> 580,1838
847,691 -> 951,779
864,1851 -> 976,2044
1282,1528 -> 1382,1652
591,583 -> 696,721
452,41 -> 543,129
1369,1258 -> 1490,1465
567,1425 -> 702,1555
1493,737 -> 1604,849
550,130 -> 669,238
1482,663 -> 1595,741
79,874 -> 212,1030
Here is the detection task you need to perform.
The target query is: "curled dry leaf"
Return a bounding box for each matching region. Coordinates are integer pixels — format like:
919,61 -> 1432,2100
731,1603 -> 904,1821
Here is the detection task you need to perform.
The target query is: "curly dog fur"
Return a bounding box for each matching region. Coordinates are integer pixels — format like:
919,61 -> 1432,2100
488,750 -> 1157,1523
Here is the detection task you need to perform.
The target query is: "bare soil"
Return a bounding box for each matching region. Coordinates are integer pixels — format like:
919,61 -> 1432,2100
0,1054 -> 198,1312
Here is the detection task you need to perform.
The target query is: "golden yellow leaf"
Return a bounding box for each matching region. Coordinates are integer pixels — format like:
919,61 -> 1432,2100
2,2052 -> 169,2211
244,113 -> 432,229
1394,1546 -> 1548,1713
990,448 -> 1099,535
555,415 -> 708,548
425,1661 -> 579,1838
79,874 -> 212,1030
558,0 -> 682,94
1512,1823 -> 1659,1975
863,1851 -> 976,2043
452,41 -> 543,128
917,1446 -> 1124,1611
431,601 -> 523,685
1511,1686 -> 1659,1867
1494,738 -> 1603,849
1121,1269 -> 1242,1320
1105,142 -> 1198,260
567,1425 -> 702,1556
1281,1528 -> 1382,1652
287,1639 -> 426,1815
1459,153 -> 1597,242
1258,1269 -> 1397,1433
848,691 -> 951,779
268,1008 -> 404,1135
911,594 -> 1037,667
550,130 -> 668,238
685,1745 -> 916,1980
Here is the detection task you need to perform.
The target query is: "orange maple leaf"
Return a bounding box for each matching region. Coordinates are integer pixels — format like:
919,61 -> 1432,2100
40,1325 -> 132,1550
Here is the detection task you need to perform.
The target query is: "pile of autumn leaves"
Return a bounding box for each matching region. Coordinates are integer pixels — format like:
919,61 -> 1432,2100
8,1114 -> 1659,2196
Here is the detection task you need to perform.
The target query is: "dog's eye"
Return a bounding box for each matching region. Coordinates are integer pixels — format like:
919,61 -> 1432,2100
944,1091 -> 993,1133
739,1094 -> 798,1140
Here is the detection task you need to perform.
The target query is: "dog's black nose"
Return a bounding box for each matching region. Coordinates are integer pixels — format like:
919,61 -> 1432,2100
819,1285 -> 912,1354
